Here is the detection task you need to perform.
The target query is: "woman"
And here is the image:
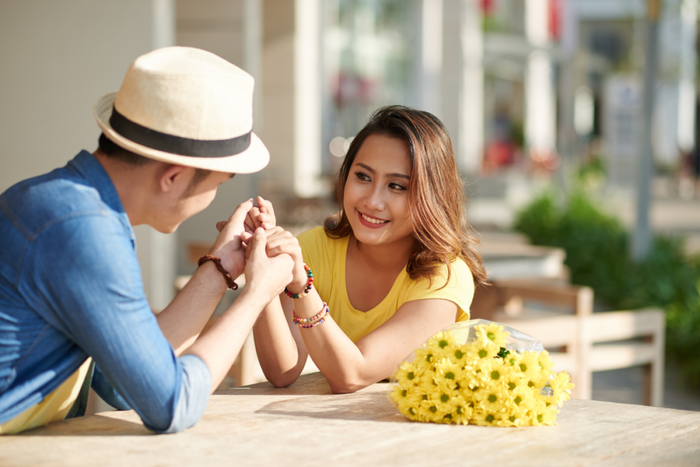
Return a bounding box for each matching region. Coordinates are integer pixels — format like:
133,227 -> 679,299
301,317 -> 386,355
251,105 -> 487,393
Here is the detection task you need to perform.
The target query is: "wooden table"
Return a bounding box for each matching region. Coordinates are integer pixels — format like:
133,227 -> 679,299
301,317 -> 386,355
3,373 -> 699,467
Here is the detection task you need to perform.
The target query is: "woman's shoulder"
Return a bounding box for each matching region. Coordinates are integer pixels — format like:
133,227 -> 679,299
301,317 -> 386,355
433,257 -> 474,284
403,257 -> 474,295
399,257 -> 475,314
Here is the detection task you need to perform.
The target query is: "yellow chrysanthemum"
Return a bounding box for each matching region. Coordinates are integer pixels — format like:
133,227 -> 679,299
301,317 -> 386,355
466,341 -> 499,362
527,400 -> 558,426
516,351 -> 540,379
413,347 -> 437,371
548,371 -> 574,406
434,358 -> 464,388
425,331 -> 457,360
391,385 -> 423,416
539,404 -> 560,426
537,349 -> 555,375
394,361 -> 420,385
470,408 -> 503,426
444,394 -> 473,425
503,350 -> 521,369
416,368 -> 439,391
418,396 -> 449,422
474,322 -> 509,348
447,343 -> 471,365
475,389 -> 507,414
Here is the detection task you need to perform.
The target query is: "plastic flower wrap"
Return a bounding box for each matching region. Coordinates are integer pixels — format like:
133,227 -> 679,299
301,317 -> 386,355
389,319 -> 574,426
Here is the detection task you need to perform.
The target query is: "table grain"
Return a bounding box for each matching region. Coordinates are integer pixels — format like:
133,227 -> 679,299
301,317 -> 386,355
2,373 -> 699,467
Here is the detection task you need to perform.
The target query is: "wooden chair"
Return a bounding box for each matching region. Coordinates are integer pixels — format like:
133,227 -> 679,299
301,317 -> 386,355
472,279 -> 665,405
579,308 -> 665,406
471,279 -> 592,397
471,278 -> 593,321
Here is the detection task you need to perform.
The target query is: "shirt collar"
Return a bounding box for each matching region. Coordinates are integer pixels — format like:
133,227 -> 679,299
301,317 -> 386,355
68,150 -> 136,245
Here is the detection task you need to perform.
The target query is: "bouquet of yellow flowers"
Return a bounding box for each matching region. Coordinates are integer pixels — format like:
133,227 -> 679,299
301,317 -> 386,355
389,320 -> 574,426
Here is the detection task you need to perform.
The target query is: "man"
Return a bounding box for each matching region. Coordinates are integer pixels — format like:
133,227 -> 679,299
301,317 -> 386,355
0,46 -> 293,434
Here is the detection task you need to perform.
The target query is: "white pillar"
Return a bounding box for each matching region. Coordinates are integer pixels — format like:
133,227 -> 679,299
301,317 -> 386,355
134,0 -> 176,313
415,0 -> 443,115
676,0 -> 697,154
244,0 -> 263,135
525,0 -> 556,159
152,0 -> 175,49
294,0 -> 323,198
459,0 -> 483,174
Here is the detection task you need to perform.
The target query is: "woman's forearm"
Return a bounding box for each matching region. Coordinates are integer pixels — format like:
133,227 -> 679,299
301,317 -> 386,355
291,293 -> 378,393
253,295 -> 307,387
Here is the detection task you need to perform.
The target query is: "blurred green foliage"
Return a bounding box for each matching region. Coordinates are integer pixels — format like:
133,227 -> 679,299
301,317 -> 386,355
514,180 -> 700,388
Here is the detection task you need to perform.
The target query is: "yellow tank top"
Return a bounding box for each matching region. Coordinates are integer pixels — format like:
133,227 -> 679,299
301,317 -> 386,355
298,227 -> 474,343
0,358 -> 92,435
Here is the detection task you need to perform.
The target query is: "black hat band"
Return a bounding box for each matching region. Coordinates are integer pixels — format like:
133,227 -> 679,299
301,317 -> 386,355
109,106 -> 251,158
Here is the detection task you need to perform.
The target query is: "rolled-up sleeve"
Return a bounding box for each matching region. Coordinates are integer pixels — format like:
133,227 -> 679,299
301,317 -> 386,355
20,214 -> 211,433
158,354 -> 211,433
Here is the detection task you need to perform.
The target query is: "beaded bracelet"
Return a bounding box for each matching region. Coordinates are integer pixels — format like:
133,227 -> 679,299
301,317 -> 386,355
292,302 -> 328,324
293,302 -> 329,329
284,263 -> 314,299
198,255 -> 238,290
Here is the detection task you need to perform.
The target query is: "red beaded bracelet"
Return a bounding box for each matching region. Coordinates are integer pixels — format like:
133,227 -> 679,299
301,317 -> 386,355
284,264 -> 314,299
292,302 -> 328,326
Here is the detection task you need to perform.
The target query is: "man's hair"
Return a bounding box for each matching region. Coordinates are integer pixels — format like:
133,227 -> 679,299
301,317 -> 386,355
98,133 -> 212,195
98,133 -> 151,166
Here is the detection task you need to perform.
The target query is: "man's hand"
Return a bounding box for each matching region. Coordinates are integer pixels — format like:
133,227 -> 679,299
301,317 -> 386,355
243,228 -> 294,303
209,199 -> 255,279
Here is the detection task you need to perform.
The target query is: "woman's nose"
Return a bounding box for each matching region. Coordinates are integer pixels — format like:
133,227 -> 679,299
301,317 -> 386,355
364,187 -> 386,210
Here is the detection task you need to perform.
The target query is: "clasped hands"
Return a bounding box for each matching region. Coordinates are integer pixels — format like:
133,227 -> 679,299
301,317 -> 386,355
209,197 -> 308,302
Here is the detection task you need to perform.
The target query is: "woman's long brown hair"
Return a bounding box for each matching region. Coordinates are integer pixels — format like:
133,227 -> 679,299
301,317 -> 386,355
324,105 -> 488,288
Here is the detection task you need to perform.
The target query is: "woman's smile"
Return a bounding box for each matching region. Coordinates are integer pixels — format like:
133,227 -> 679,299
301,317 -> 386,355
358,210 -> 389,227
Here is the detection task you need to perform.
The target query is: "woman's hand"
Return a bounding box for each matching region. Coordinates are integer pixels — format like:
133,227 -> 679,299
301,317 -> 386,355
242,196 -> 276,233
243,228 -> 294,304
217,196 -> 277,252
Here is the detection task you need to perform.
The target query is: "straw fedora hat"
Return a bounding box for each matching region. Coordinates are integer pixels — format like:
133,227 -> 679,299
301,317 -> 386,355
94,46 -> 268,173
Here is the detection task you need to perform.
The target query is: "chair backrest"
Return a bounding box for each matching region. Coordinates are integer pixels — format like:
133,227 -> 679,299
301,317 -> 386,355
471,278 -> 593,320
499,315 -> 579,392
578,308 -> 665,406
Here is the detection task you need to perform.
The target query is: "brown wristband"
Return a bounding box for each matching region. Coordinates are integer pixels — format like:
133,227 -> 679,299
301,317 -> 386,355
198,255 -> 238,290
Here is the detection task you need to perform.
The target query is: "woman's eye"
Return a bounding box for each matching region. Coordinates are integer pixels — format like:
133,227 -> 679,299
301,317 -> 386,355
389,183 -> 407,191
355,171 -> 371,181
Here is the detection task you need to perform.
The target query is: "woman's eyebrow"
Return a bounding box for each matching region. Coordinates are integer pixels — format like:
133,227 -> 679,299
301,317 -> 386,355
356,162 -> 409,180
355,162 -> 375,173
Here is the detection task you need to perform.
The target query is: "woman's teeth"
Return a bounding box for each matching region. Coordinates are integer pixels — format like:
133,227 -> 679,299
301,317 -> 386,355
361,213 -> 388,224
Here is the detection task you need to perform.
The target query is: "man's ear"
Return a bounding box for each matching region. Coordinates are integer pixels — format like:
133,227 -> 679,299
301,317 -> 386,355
158,164 -> 189,193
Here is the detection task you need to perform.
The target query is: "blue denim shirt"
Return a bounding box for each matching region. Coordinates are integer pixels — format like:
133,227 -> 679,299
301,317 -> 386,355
0,151 -> 211,433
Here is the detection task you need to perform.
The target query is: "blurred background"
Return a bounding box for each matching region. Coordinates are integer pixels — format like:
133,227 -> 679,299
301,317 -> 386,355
1,0 -> 699,408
